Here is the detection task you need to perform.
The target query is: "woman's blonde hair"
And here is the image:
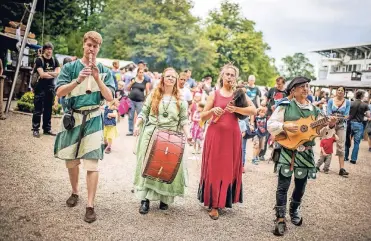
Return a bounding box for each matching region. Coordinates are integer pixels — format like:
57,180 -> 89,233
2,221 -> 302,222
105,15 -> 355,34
151,68 -> 180,115
217,63 -> 240,88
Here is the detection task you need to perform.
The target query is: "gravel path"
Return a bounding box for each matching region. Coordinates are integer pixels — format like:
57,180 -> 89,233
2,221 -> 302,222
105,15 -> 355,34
1,113 -> 371,241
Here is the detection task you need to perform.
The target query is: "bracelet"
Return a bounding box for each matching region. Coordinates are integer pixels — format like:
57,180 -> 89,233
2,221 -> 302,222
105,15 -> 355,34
75,79 -> 81,85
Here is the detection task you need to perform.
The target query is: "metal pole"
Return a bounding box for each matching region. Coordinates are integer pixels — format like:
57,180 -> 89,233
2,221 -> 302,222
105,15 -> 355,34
5,0 -> 38,114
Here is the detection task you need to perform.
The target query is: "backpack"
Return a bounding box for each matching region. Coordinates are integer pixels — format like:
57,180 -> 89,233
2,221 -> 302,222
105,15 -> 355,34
30,56 -> 55,89
118,95 -> 132,117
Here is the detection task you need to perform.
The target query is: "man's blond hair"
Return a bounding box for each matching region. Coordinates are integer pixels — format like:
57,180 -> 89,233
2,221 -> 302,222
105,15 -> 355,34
83,31 -> 103,45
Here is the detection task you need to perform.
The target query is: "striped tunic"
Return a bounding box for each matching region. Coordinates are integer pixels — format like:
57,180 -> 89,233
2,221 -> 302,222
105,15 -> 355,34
267,99 -> 332,179
54,60 -> 116,160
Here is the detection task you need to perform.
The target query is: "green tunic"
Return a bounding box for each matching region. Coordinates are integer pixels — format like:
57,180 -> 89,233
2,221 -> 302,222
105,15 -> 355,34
134,94 -> 188,204
54,60 -> 116,161
277,101 -> 320,179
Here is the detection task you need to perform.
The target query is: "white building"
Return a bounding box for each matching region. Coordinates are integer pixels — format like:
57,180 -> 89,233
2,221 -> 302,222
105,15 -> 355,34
311,43 -> 371,87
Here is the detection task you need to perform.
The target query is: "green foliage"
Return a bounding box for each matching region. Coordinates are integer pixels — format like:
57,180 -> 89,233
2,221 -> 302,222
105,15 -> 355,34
280,53 -> 315,81
205,0 -> 278,86
100,0 -> 217,80
17,92 -> 35,113
2,0 -> 279,85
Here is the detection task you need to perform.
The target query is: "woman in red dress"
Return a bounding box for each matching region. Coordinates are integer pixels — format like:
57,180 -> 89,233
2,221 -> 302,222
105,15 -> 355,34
198,64 -> 256,220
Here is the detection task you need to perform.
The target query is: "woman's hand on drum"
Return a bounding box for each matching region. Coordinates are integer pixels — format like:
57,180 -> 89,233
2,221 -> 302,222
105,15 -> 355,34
211,107 -> 224,117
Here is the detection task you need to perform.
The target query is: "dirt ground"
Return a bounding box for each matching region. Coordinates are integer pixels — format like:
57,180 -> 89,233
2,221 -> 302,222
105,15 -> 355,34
0,113 -> 371,241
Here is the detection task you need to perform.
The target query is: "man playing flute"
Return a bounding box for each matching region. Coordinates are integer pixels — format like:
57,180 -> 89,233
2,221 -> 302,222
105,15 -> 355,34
54,31 -> 116,223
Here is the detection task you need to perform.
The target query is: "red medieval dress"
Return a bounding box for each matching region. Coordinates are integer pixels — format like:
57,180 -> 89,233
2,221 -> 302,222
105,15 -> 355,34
198,90 -> 243,208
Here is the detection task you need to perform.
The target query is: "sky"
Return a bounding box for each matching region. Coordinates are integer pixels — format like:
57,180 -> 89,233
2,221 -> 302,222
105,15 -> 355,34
191,0 -> 371,70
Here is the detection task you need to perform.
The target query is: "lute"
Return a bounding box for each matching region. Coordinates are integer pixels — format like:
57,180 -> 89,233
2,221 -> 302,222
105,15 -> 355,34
274,115 -> 346,150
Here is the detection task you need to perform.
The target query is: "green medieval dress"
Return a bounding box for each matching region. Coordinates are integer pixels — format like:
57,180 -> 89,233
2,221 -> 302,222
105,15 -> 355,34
134,94 -> 189,205
54,60 -> 116,160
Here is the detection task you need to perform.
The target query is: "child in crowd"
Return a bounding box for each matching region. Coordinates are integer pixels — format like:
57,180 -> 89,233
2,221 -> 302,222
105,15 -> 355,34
189,92 -> 202,120
316,130 -> 339,174
116,81 -> 125,100
238,118 -> 248,173
191,103 -> 205,154
104,99 -> 119,154
252,107 -> 268,165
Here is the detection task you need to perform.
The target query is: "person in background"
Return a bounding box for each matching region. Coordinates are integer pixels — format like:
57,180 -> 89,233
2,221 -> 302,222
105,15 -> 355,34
184,69 -> 197,91
345,90 -> 371,164
238,116 -> 248,172
307,89 -> 314,103
103,99 -> 119,154
111,60 -> 121,90
313,90 -> 326,111
316,130 -> 339,174
190,102 -> 205,154
246,75 -> 261,108
120,67 -> 126,79
326,86 -> 350,176
202,75 -> 213,95
0,58 -> 5,120
178,72 -> 193,106
126,68 -> 150,136
260,76 -> 287,160
124,65 -> 135,90
367,99 -> 371,152
32,42 -> 60,137
252,107 -> 268,165
136,60 -> 151,83
189,92 -> 202,119
63,57 -> 73,65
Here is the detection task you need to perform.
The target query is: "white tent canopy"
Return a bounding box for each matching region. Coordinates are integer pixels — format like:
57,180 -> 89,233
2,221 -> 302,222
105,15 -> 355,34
55,54 -> 134,69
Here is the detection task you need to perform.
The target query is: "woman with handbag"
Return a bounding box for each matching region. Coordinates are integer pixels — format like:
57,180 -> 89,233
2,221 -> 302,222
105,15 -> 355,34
326,86 -> 350,176
197,63 -> 256,220
133,68 -> 192,214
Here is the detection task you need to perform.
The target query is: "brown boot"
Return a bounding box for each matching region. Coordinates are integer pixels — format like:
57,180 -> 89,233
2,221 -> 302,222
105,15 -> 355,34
208,208 -> 219,220
84,207 -> 97,223
66,194 -> 79,207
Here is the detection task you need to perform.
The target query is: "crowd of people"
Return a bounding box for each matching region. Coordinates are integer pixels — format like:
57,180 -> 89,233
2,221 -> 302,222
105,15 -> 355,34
28,30 -> 371,237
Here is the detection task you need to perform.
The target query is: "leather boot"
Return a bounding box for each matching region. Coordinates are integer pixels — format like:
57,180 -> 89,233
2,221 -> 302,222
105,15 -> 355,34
139,199 -> 150,214
273,206 -> 287,236
289,200 -> 303,226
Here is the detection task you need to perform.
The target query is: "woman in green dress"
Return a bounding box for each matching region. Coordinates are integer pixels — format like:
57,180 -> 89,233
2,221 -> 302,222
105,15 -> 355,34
133,68 -> 192,214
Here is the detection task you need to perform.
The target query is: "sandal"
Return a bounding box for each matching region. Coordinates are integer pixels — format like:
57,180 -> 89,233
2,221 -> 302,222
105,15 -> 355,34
208,208 -> 219,220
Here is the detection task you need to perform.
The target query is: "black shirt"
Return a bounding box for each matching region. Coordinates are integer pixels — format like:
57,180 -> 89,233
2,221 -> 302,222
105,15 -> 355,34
349,100 -> 369,122
35,56 -> 59,86
129,78 -> 147,102
266,87 -> 287,116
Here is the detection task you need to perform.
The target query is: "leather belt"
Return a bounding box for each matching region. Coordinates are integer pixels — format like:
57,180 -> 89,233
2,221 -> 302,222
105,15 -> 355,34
72,107 -> 100,159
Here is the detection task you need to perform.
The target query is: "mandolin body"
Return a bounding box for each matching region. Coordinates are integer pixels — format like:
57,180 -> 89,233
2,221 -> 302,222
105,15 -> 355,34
275,116 -> 321,150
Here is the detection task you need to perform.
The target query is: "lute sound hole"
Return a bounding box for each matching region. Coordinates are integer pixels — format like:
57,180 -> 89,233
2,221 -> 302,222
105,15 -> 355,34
300,125 -> 308,132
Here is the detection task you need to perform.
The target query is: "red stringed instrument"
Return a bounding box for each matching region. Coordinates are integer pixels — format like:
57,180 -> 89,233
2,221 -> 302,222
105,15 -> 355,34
275,115 -> 346,150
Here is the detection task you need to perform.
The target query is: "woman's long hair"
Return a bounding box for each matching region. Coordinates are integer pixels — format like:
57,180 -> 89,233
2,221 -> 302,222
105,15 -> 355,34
151,68 -> 180,115
217,63 -> 240,89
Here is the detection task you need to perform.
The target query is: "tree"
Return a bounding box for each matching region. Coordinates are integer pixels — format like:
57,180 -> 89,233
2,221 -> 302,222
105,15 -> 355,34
100,0 -> 217,80
205,0 -> 277,86
280,53 -> 315,81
